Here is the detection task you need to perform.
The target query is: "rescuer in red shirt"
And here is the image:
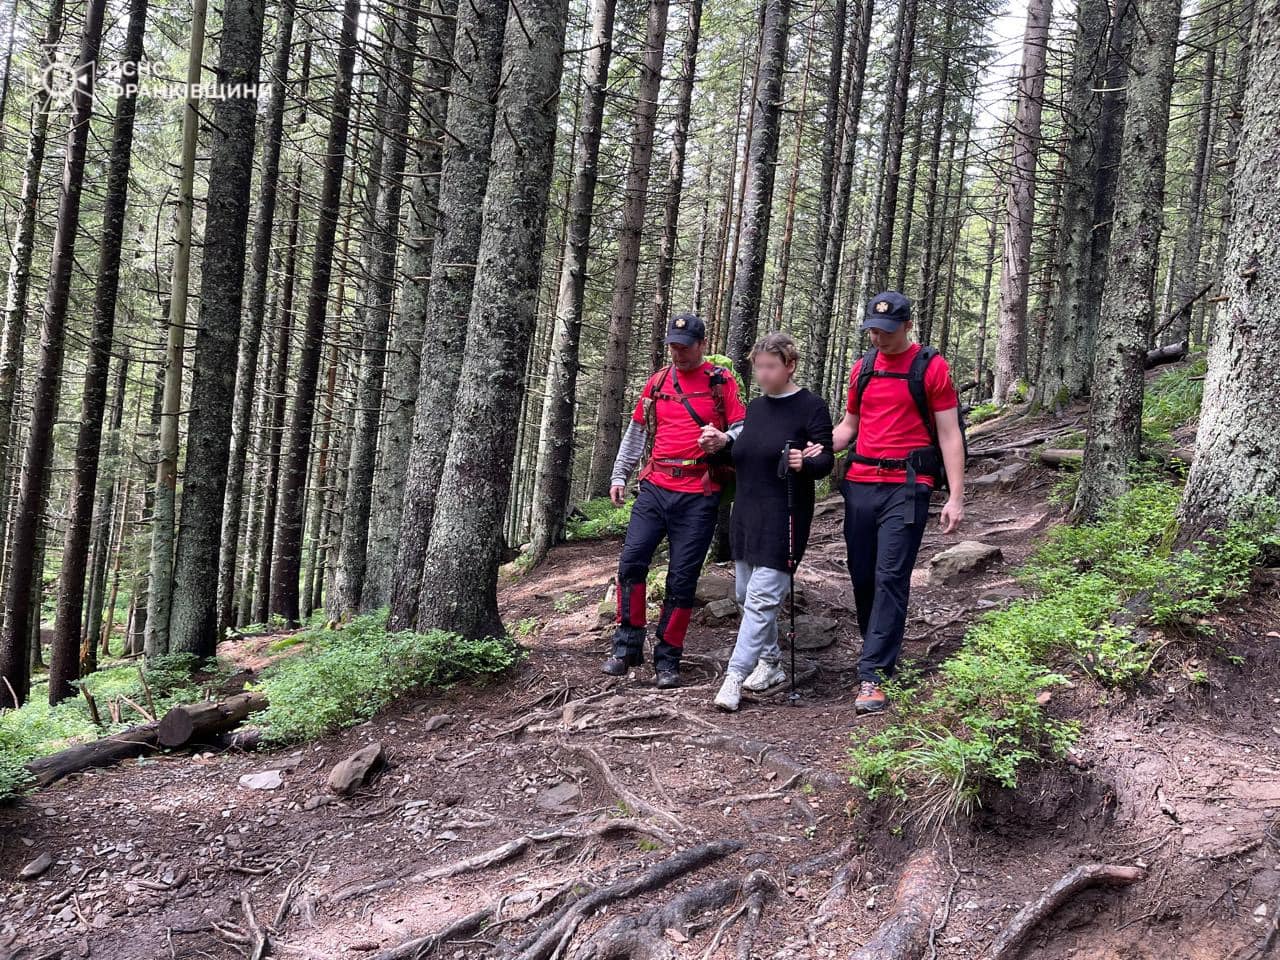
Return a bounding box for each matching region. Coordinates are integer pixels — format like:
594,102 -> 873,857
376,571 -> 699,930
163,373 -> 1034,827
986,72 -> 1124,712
604,312 -> 747,688
832,291 -> 966,713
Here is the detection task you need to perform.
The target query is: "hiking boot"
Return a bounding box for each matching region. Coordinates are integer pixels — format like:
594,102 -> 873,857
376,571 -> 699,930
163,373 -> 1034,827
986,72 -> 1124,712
601,652 -> 641,676
714,672 -> 745,711
743,659 -> 786,691
655,668 -> 682,689
855,681 -> 888,713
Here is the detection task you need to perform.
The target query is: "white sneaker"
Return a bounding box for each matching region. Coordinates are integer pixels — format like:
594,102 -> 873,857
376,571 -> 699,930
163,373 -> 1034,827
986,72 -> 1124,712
743,659 -> 786,691
714,673 -> 745,711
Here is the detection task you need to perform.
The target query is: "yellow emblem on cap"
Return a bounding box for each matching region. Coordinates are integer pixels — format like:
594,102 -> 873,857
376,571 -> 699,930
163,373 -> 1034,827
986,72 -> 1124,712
874,300 -> 890,313
675,317 -> 687,328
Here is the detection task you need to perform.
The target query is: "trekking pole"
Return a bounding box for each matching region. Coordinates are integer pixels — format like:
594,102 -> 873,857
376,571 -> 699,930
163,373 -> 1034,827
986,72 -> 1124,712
778,442 -> 800,705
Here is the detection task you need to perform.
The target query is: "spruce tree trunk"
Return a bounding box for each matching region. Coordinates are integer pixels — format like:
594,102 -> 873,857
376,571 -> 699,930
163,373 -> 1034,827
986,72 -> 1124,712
1169,6 -> 1218,345
85,353 -> 129,663
1178,0 -> 1280,538
168,0 -> 268,657
864,0 -> 917,297
362,0 -> 460,610
648,0 -> 703,369
416,0 -> 571,640
145,0 -> 208,657
269,0 -> 362,626
1074,0 -> 1181,519
807,0 -> 873,389
1042,0 -> 1111,409
386,0 -> 509,632
528,0 -> 619,566
586,0 -> 671,496
330,5 -> 421,618
217,0 -> 299,636
0,0 -> 107,707
48,0 -> 148,703
253,175 -> 301,624
993,0 -> 1051,404
725,0 -> 792,377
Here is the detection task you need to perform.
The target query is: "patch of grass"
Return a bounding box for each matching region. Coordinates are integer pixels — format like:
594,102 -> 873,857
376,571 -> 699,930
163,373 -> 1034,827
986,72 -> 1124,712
566,497 -> 633,541
554,592 -> 584,613
848,481 -> 1277,827
967,401 -> 1002,425
252,612 -> 523,744
0,653 -> 231,801
1142,357 -> 1207,445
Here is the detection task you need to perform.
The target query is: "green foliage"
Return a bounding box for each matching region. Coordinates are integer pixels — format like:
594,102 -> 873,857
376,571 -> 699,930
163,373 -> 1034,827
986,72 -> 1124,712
1142,358 -> 1207,445
554,592 -> 584,613
0,653 -> 227,801
849,481 -> 1276,825
967,401 -> 1002,425
252,613 -> 523,744
566,497 -> 633,541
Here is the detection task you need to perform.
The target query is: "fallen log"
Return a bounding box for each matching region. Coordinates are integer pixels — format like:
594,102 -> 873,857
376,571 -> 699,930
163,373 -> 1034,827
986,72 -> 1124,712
157,691 -> 268,748
25,722 -> 161,789
851,848 -> 946,960
1144,340 -> 1188,369
1036,448 -> 1082,467
23,691 -> 268,790
986,863 -> 1145,959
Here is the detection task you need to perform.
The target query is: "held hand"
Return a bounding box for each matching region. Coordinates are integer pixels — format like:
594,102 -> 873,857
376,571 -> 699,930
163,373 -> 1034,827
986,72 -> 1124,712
788,442 -> 825,471
610,484 -> 627,507
940,496 -> 964,533
698,423 -> 729,453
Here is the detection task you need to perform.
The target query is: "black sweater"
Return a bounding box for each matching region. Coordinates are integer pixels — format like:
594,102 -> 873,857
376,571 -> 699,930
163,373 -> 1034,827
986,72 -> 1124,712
728,388 -> 835,571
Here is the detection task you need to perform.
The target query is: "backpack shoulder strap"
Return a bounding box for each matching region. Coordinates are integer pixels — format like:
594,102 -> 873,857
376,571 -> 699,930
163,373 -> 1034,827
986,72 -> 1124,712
907,346 -> 940,445
708,365 -> 729,429
854,348 -> 879,408
642,366 -> 671,439
668,366 -> 710,429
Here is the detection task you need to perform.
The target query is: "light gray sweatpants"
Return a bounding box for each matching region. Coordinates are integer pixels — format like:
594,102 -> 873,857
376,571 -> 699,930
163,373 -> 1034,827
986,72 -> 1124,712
727,560 -> 789,678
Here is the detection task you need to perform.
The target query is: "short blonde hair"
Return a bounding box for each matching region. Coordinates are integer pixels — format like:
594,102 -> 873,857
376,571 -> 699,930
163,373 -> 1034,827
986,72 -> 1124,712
750,331 -> 800,366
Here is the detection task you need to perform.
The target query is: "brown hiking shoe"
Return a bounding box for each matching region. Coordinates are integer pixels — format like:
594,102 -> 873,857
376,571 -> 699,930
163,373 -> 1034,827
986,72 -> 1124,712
855,681 -> 888,714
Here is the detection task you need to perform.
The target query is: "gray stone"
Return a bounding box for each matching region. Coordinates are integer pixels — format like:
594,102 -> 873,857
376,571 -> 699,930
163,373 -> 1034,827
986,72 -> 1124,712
328,742 -> 386,796
929,541 -> 1004,584
238,770 -> 284,791
970,460 -> 1028,489
535,781 -> 581,814
695,575 -> 735,604
19,853 -> 52,880
704,597 -> 739,621
792,615 -> 838,650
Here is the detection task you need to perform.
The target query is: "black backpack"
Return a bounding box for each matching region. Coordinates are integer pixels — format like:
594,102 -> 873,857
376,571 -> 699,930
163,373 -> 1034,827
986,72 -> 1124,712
853,345 -> 967,491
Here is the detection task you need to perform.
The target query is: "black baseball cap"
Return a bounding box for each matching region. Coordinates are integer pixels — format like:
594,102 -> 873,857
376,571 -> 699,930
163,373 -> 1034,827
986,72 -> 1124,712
862,291 -> 912,332
664,311 -> 706,346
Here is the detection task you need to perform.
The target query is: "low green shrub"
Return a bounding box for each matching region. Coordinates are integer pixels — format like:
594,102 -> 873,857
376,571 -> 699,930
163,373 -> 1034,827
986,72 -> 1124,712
566,497 -> 633,541
252,613 -> 523,743
849,480 -> 1276,826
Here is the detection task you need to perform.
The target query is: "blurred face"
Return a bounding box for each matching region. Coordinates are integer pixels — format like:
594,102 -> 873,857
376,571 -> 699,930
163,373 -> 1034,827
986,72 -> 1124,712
752,349 -> 795,394
867,320 -> 912,354
668,339 -> 705,370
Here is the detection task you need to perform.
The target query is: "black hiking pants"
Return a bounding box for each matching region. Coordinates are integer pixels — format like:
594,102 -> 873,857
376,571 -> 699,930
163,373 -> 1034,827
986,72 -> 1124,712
841,479 -> 932,683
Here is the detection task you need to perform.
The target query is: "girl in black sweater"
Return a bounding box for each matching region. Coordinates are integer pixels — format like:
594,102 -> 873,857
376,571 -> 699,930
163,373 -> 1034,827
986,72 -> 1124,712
697,333 -> 834,710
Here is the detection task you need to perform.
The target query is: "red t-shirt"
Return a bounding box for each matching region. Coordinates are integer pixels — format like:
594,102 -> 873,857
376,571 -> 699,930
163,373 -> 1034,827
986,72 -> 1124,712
844,343 -> 958,487
632,362 -> 747,494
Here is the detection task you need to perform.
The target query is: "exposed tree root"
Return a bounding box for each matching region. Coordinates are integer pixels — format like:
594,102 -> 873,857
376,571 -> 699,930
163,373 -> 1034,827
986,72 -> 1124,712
372,881 -> 581,960
675,731 -> 845,792
508,839 -> 743,960
407,818 -> 677,884
807,849 -> 863,945
559,740 -> 685,831
851,848 -> 946,960
985,863 -> 1146,959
